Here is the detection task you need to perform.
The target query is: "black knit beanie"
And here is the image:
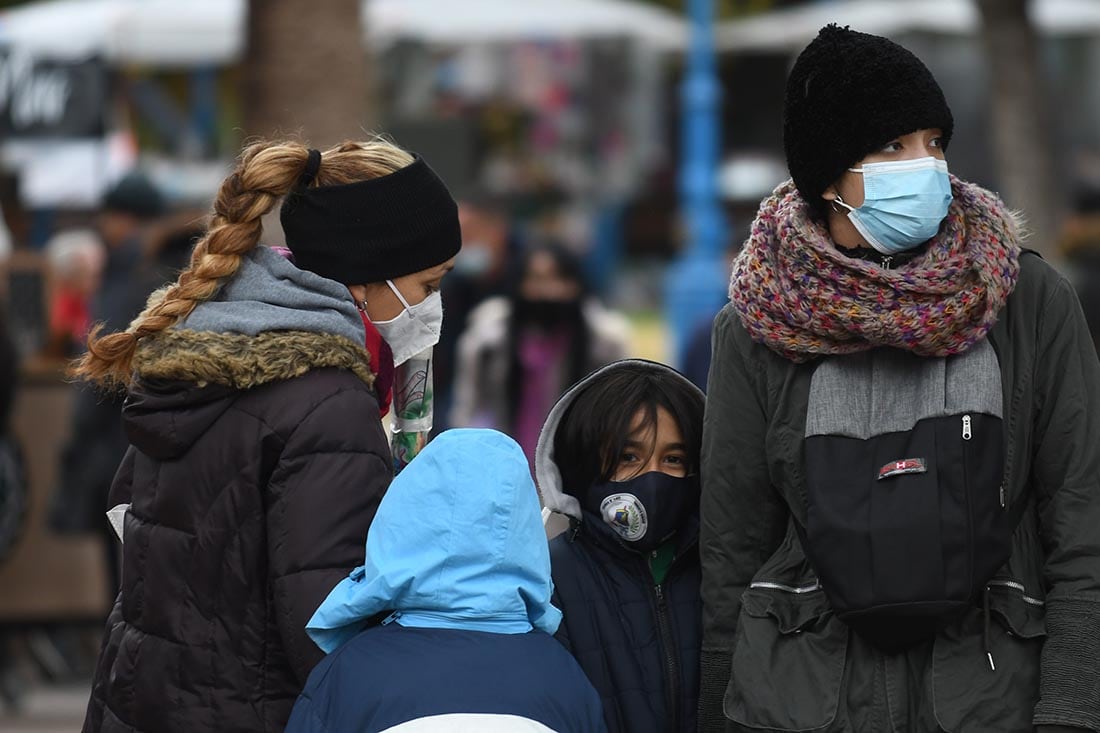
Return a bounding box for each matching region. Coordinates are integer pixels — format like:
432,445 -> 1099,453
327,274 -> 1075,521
280,153 -> 461,286
783,24 -> 954,215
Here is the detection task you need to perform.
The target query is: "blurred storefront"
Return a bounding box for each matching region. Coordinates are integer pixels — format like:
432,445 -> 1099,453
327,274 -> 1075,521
0,0 -> 686,247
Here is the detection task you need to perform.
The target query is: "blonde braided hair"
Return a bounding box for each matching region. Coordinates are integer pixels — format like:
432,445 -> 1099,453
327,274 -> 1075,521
73,139 -> 415,387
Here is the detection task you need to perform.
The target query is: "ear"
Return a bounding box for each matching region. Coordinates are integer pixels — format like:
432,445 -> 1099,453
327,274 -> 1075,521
347,284 -> 369,303
821,186 -> 838,202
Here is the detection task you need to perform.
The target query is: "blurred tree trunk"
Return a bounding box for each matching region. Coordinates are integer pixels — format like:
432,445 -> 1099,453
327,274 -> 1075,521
976,0 -> 1059,254
242,0 -> 370,147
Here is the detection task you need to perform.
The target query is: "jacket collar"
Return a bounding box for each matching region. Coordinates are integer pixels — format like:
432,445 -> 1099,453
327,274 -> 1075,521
133,328 -> 376,391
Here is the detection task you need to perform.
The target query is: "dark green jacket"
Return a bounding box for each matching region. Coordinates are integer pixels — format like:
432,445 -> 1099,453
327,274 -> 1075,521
699,253 -> 1100,732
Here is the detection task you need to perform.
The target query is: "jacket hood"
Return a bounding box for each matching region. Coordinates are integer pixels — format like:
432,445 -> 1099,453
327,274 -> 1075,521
123,379 -> 237,461
123,328 -> 378,460
124,246 -> 376,459
180,245 -> 365,345
306,428 -> 561,653
534,359 -> 705,521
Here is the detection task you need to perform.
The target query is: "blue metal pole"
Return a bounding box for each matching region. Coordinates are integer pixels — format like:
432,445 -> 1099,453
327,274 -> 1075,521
190,66 -> 218,157
664,0 -> 728,368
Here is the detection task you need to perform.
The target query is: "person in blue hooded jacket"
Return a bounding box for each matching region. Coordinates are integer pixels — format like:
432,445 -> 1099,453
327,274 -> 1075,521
286,428 -> 606,733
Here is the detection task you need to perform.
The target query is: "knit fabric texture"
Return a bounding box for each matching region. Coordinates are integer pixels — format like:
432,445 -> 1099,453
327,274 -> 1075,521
729,176 -> 1021,363
784,24 -> 954,217
280,155 -> 461,285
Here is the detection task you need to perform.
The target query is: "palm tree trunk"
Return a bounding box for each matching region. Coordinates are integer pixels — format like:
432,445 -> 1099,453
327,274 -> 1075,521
242,0 -> 369,147
975,0 -> 1059,254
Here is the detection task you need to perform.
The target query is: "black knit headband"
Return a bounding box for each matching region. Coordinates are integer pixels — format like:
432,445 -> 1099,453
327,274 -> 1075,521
280,153 -> 462,286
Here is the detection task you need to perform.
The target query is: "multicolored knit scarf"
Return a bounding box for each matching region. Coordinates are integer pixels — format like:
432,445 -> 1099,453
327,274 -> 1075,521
729,176 -> 1022,363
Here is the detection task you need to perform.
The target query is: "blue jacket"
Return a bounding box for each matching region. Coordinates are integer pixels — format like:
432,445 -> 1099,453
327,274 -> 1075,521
549,516 -> 702,733
287,429 -> 606,733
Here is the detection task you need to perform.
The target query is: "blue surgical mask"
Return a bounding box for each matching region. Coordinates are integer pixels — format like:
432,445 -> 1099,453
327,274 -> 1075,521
453,242 -> 493,278
834,157 -> 953,255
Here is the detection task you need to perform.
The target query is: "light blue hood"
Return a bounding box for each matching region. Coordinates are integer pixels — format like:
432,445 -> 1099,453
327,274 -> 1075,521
307,428 -> 561,653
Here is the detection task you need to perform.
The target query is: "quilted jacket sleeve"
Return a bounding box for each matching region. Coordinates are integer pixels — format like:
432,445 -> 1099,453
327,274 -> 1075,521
1029,273 -> 1100,731
266,386 -> 391,685
698,306 -> 788,732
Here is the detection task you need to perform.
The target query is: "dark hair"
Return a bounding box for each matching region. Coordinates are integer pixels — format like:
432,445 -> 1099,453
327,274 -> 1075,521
553,362 -> 705,497
505,241 -> 591,430
102,171 -> 165,220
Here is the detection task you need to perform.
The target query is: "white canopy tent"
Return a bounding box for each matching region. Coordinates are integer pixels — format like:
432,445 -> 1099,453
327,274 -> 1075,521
0,0 -> 685,65
717,0 -> 1100,53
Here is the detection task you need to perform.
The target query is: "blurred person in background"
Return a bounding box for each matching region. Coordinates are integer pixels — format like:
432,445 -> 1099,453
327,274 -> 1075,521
0,205 -> 11,262
682,246 -> 739,392
699,25 -> 1100,733
93,172 -> 167,332
139,216 -> 204,291
0,300 -> 23,561
44,229 -> 105,359
49,173 -> 165,594
450,240 -> 629,466
1060,184 -> 1100,353
75,139 -> 460,733
0,296 -> 24,714
434,192 -> 516,431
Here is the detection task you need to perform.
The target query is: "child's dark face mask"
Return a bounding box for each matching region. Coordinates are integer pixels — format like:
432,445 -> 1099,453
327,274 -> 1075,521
584,471 -> 699,554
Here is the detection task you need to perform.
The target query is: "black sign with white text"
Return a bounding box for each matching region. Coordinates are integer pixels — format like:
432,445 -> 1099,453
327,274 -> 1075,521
0,49 -> 107,139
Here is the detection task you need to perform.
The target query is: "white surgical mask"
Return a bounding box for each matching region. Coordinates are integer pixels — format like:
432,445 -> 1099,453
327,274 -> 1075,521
371,280 -> 443,366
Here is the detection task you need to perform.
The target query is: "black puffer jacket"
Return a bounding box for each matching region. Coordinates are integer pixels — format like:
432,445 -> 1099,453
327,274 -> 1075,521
550,517 -> 701,733
83,331 -> 389,733
83,248 -> 393,733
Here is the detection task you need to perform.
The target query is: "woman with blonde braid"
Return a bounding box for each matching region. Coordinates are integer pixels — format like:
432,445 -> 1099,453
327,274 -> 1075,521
78,139 -> 460,733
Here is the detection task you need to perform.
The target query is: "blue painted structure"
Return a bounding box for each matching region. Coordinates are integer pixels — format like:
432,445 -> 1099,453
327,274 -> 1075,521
664,0 -> 728,367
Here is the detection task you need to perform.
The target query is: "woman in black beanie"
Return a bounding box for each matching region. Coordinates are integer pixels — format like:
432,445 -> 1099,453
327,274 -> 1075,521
76,139 -> 460,733
700,25 -> 1100,733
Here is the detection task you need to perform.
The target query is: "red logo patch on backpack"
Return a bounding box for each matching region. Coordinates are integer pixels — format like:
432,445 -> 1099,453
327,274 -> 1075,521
877,458 -> 927,480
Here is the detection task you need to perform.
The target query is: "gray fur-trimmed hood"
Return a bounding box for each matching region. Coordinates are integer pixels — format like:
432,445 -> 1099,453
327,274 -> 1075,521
132,244 -> 375,390
534,358 -> 705,522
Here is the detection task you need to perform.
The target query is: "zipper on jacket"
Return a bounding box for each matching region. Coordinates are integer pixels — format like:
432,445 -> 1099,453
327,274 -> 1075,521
749,580 -> 822,594
987,579 -> 1045,607
653,583 -> 681,733
881,255 -> 894,270
961,413 -> 978,667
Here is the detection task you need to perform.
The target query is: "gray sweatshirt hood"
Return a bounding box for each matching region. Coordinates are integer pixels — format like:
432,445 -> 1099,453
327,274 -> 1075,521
180,245 -> 365,345
534,358 -> 705,521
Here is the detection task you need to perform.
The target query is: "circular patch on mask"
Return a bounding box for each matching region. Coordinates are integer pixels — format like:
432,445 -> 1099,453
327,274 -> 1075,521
599,493 -> 648,542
